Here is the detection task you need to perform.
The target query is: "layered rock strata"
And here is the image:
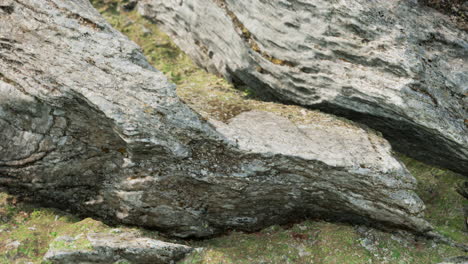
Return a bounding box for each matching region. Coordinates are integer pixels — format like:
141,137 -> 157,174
0,0 -> 431,237
138,0 -> 468,175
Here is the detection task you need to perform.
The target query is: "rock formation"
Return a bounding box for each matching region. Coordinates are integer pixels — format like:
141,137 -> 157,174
44,232 -> 193,264
137,0 -> 468,175
0,0 -> 431,238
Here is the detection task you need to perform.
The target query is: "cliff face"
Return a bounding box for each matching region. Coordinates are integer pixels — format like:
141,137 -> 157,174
0,0 -> 432,238
138,0 -> 468,176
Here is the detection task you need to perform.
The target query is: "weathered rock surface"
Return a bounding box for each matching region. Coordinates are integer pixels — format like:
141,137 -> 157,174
0,0 -> 431,237
138,0 -> 468,175
437,256 -> 468,264
44,232 -> 193,264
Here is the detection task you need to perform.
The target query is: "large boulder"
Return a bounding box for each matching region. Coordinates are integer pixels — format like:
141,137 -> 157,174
137,0 -> 468,175
0,0 -> 431,237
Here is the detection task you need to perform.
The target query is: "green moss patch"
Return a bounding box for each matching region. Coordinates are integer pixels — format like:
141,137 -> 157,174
399,155 -> 467,244
0,193 -> 163,263
182,221 -> 463,264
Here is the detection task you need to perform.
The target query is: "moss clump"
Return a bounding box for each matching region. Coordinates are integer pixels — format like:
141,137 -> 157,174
49,237 -> 93,252
399,155 -> 468,244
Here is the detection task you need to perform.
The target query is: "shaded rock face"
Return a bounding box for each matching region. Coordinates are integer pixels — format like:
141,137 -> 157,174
44,232 -> 193,264
137,0 -> 468,175
0,0 -> 432,237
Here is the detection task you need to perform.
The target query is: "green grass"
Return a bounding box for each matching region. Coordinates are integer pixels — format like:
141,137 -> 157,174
0,194 -> 78,263
399,155 -> 468,244
3,195 -> 458,264
181,221 -> 463,264
0,193 -> 165,263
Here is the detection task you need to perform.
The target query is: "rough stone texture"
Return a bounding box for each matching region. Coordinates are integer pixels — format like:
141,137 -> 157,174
44,232 -> 193,264
214,111 -> 404,171
138,0 -> 468,175
0,0 -> 432,237
437,256 -> 468,264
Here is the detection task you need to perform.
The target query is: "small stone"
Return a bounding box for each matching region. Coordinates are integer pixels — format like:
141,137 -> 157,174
111,228 -> 122,233
6,241 -> 21,250
123,20 -> 134,27
55,236 -> 76,243
462,2 -> 468,11
437,256 -> 468,264
44,232 -> 193,264
141,25 -> 151,36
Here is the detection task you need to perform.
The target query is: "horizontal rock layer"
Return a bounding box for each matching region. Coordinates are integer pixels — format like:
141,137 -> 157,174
137,0 -> 468,175
0,0 -> 431,237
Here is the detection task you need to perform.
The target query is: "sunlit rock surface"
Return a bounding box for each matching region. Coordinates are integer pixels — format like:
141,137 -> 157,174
138,0 -> 468,175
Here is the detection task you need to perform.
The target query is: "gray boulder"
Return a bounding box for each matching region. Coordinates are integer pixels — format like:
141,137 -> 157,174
137,0 -> 468,175
0,0 -> 431,237
44,232 -> 193,264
